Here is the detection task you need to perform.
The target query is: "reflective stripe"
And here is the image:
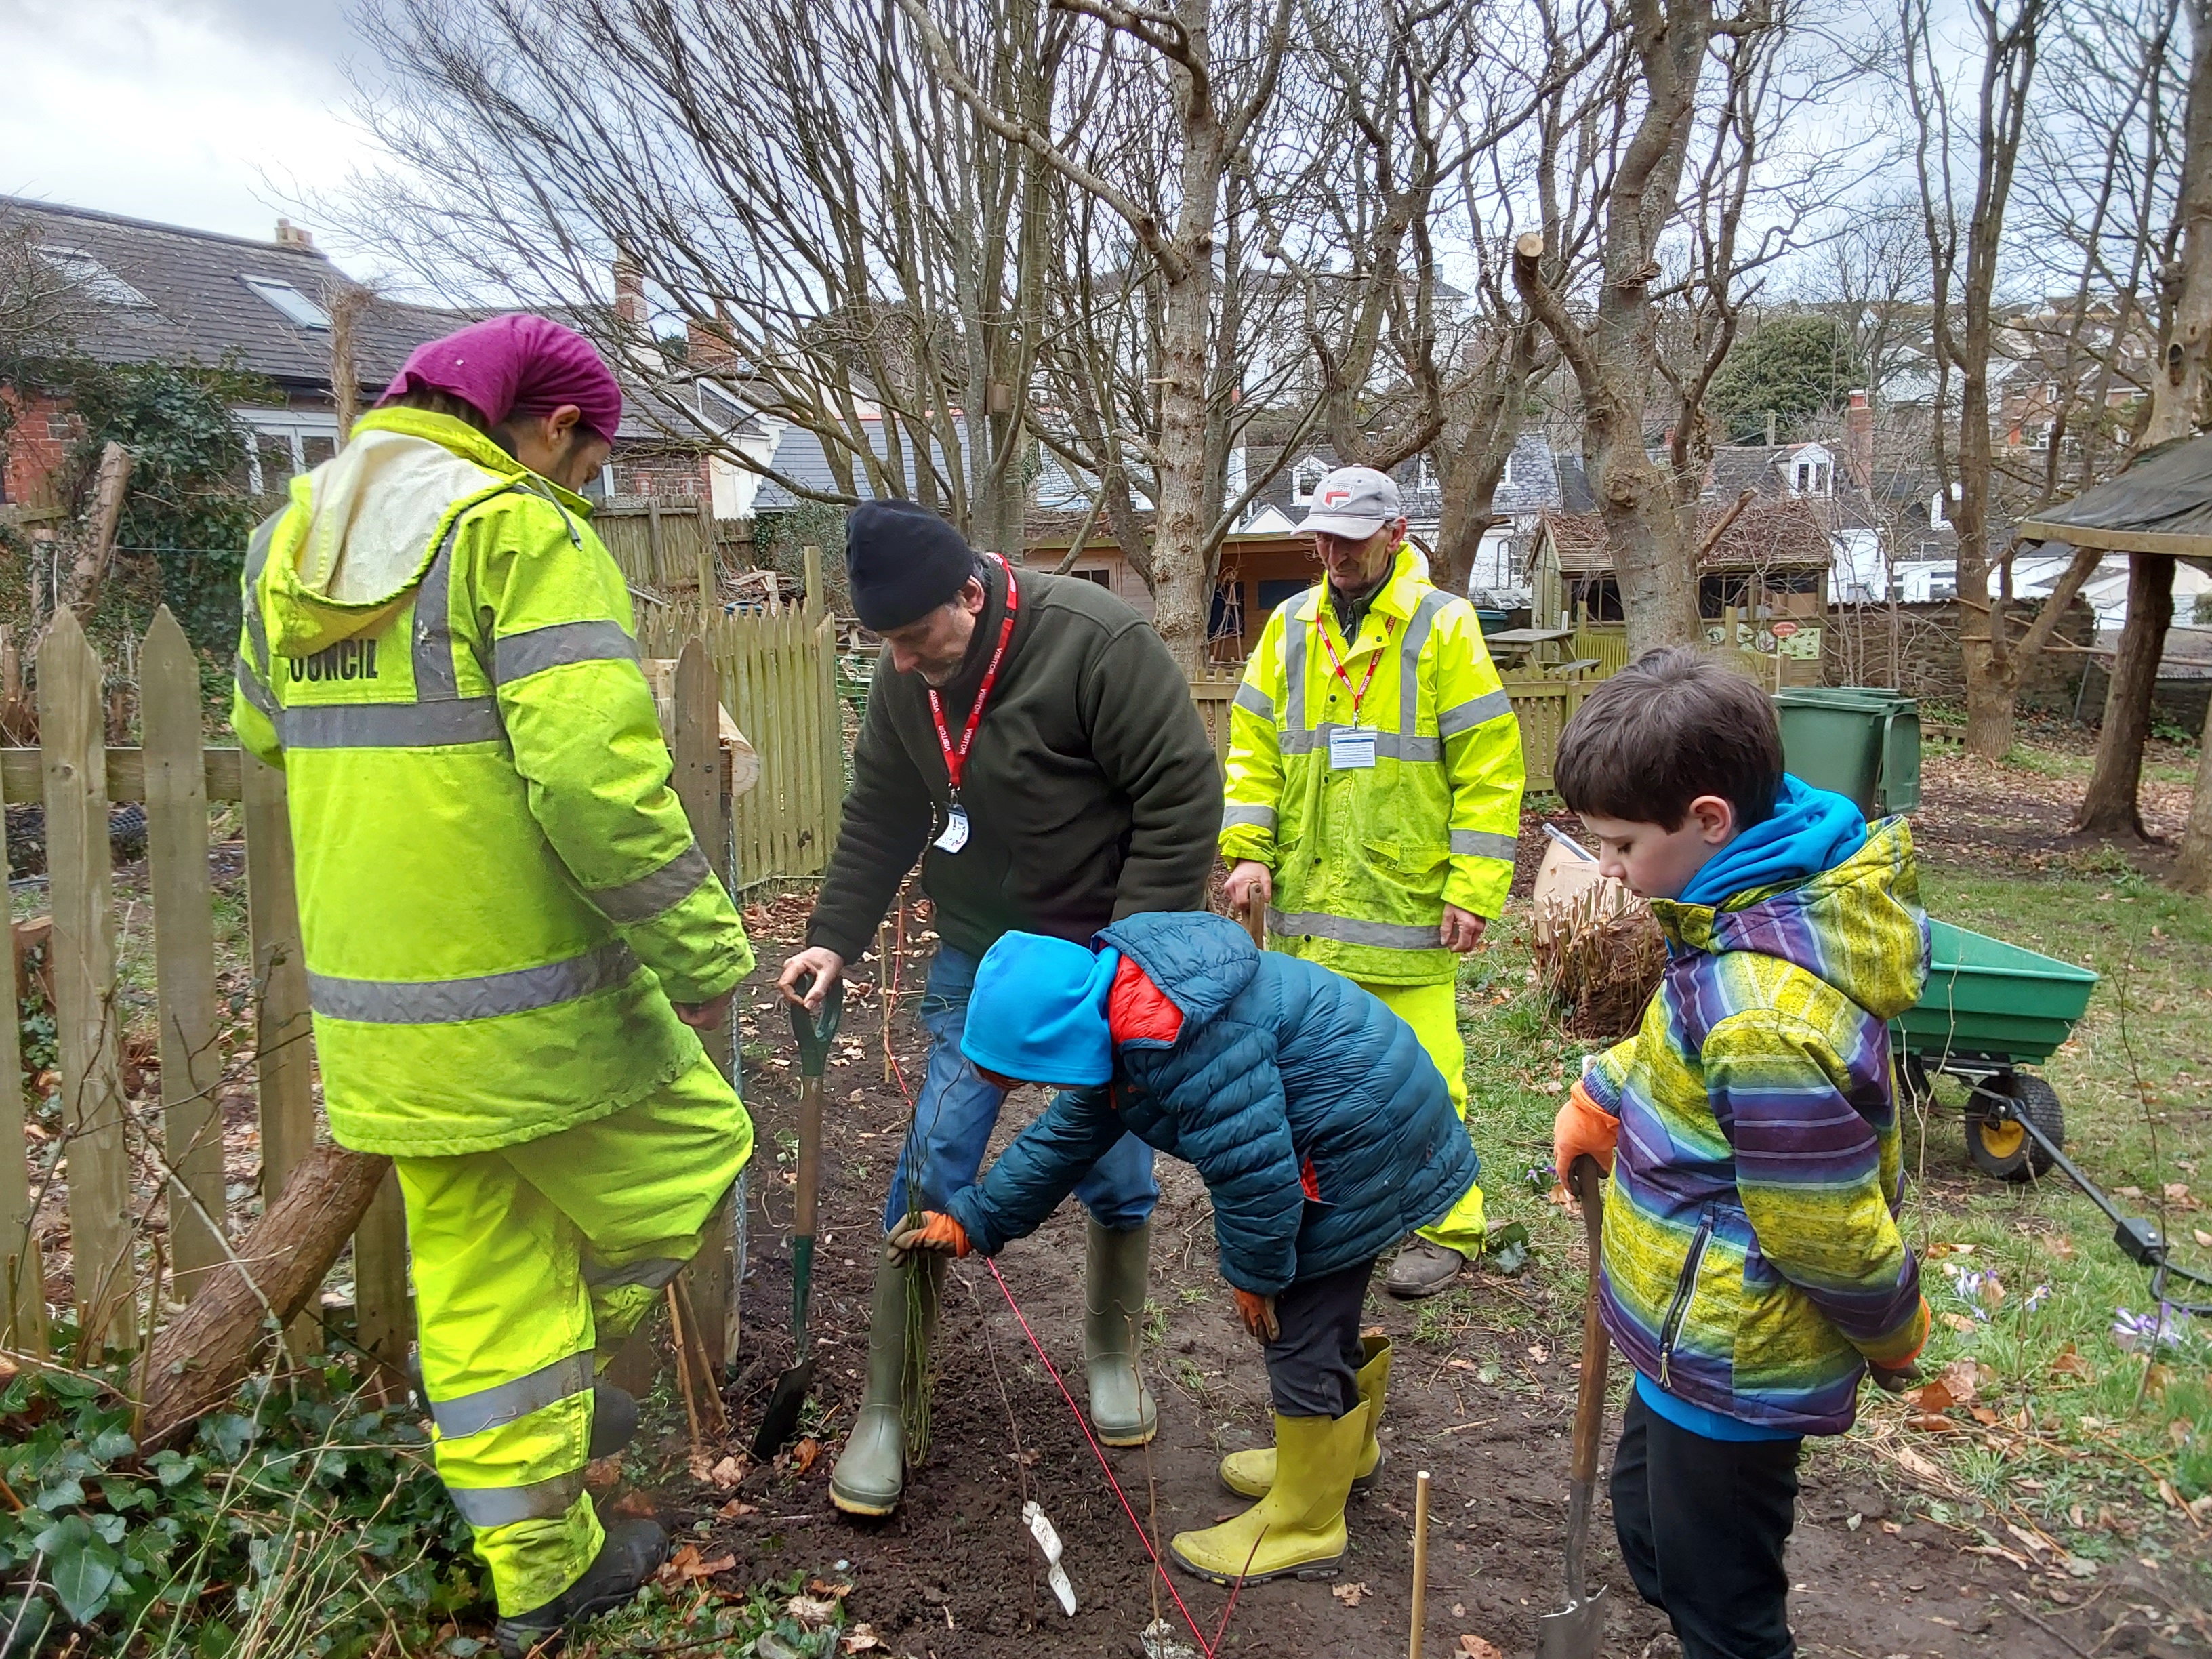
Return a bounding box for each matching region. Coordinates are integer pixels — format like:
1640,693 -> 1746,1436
309,939 -> 639,1025
1397,588 -> 1456,738
445,1471 -> 586,1528
1221,801 -> 1277,832
1437,687 -> 1514,737
1282,596 -> 1311,741
234,654 -> 277,720
1451,830 -> 1520,861
587,842 -> 710,924
583,1255 -> 686,1291
1267,907 -> 1441,952
279,698 -> 505,750
1232,681 -> 1275,721
241,515 -> 279,682
1280,724 -> 1441,763
413,519 -> 466,701
494,620 -> 640,686
430,1351 -> 592,1440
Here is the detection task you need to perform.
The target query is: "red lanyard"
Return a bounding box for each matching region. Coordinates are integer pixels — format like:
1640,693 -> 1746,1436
927,554 -> 1019,798
1315,607 -> 1393,727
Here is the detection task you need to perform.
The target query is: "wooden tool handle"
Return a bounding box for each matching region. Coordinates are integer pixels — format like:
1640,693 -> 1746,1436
1240,890 -> 1266,948
1567,1155 -> 1611,1487
1408,1468 -> 1432,1659
794,1075 -> 825,1237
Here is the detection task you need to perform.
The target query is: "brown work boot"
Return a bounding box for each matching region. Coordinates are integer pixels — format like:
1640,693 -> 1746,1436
1385,1237 -> 1467,1299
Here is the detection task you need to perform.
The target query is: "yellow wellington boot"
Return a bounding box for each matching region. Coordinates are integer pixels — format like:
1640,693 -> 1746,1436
1170,1408 -> 1366,1585
1218,1336 -> 1390,1499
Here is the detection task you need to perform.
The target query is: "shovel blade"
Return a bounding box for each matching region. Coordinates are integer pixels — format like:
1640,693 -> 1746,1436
1534,1584 -> 1606,1659
750,1357 -> 816,1460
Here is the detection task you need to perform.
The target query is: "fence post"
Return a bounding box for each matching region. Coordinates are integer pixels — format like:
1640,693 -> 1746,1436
815,612 -> 844,867
672,642 -> 733,1369
0,713 -> 39,1355
37,607 -> 133,1359
241,752 -> 319,1357
352,1169 -> 412,1395
803,544 -> 823,619
141,608 -> 226,1301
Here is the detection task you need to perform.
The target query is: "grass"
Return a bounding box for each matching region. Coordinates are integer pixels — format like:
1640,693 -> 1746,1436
1452,817 -> 2212,1577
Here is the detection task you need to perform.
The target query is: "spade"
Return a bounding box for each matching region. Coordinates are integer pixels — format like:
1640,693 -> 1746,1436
752,970 -> 844,1459
1536,1155 -> 1611,1659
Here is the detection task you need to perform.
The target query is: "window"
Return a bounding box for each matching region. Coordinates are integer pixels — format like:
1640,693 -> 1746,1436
1792,459 -> 1830,497
241,276 -> 331,330
1290,458 -> 1327,505
1498,452 -> 1514,489
1072,568 -> 1110,587
35,246 -> 150,308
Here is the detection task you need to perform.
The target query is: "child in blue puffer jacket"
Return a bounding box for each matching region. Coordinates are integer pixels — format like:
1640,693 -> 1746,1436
887,908 -> 1481,1587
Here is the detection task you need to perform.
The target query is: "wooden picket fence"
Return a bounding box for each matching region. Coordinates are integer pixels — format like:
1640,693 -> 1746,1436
638,556 -> 846,890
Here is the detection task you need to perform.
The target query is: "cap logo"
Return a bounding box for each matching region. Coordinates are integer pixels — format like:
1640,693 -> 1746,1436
1321,487 -> 1353,507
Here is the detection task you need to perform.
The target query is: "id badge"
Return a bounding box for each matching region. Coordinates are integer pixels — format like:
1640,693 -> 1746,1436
1328,727 -> 1378,770
934,804 -> 971,853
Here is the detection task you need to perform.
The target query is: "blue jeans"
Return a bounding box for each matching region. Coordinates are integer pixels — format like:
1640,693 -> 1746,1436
881,945 -> 1158,1235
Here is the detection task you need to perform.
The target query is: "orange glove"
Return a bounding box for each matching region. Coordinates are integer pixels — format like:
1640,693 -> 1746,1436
886,1211 -> 971,1264
1553,1080 -> 1621,1181
1233,1288 -> 1279,1343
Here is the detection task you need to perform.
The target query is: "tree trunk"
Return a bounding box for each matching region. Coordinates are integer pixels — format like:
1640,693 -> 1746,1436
2076,555 -> 2175,836
138,1143 -> 393,1445
2178,691 -> 2212,891
1961,638 -> 2017,758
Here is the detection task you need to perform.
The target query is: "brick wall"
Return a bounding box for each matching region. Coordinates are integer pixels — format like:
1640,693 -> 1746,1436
610,449 -> 709,504
1,387 -> 81,511
1823,598 -> 2096,710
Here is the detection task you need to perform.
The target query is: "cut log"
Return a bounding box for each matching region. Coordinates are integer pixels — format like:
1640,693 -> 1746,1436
139,1143 -> 393,1444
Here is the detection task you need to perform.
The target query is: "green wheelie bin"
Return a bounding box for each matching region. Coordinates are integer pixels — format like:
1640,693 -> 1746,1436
1774,686 -> 1921,818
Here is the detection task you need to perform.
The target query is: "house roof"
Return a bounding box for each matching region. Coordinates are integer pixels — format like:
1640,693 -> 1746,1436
751,414 -> 970,510
2017,431 -> 2212,562
1538,496 -> 1834,575
1,196 -> 463,393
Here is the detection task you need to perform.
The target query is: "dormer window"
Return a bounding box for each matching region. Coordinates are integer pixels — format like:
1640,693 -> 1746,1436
1290,457 -> 1328,505
1792,459 -> 1830,497
242,276 -> 331,330
35,246 -> 150,308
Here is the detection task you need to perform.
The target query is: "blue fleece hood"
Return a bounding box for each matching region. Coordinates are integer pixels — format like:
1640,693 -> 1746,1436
1677,773 -> 1867,908
962,932 -> 1122,1086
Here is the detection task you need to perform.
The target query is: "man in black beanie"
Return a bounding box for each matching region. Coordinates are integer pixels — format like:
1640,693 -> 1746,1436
779,499 -> 1219,1517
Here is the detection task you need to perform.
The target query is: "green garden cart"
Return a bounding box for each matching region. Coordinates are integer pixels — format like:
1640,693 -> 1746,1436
1893,919 -> 2100,1182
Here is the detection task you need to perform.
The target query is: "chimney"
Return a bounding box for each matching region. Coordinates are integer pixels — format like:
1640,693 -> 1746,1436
613,252 -> 649,329
1844,388 -> 1872,489
274,217 -> 315,250
687,304 -> 737,367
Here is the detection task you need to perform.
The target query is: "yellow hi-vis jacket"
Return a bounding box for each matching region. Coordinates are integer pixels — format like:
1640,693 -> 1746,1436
230,407 -> 754,1157
1219,545 -> 1524,985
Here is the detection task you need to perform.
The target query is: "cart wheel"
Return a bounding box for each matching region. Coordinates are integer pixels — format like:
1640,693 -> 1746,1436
1965,1072 -> 2064,1181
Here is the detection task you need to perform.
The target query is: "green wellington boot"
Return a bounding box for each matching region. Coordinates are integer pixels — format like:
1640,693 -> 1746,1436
1217,1335 -> 1391,1498
829,1253 -> 941,1516
1084,1217 -> 1159,1446
1170,1407 -> 1367,1584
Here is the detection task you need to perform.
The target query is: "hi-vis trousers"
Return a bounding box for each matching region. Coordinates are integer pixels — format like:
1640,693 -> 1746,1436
394,1052 -> 753,1615
1357,979 -> 1488,1257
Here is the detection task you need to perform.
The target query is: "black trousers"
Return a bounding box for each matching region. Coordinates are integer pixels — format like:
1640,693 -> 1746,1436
1261,1259 -> 1374,1417
1610,1388 -> 1803,1659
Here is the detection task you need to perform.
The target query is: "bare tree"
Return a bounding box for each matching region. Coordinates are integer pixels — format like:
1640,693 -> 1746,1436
901,0 -> 1300,669
1902,0 -> 2051,759
1513,0 -> 1803,657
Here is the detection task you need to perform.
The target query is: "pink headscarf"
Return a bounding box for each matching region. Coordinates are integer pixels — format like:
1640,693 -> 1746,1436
378,313 -> 623,441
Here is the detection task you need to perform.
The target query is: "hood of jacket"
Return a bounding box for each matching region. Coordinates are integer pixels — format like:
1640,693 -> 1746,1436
1651,815 -> 1927,1022
1095,910 -> 1259,1041
258,407 -> 588,657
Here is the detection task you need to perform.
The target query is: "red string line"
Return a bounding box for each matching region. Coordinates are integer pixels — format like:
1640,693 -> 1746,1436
985,1256 -> 1218,1659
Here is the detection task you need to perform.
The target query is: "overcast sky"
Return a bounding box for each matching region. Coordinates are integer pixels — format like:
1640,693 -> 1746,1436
0,0 -> 388,266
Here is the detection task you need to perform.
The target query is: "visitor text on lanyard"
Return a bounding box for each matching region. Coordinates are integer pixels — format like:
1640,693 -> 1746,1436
928,554 -> 1019,852
1317,609 -> 1393,771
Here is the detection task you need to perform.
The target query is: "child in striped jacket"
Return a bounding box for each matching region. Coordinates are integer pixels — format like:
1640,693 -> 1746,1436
1549,648 -> 1931,1659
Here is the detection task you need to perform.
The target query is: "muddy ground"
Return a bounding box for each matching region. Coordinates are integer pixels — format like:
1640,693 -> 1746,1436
646,866 -> 2203,1659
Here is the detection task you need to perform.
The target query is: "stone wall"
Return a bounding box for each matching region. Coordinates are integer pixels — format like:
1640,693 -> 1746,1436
1822,598 -> 2096,712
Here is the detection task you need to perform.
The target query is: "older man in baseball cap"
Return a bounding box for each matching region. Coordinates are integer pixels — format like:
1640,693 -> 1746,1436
1221,464 -> 1525,1298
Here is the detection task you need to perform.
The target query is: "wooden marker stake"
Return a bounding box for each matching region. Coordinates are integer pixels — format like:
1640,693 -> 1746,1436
1409,1468 -> 1432,1659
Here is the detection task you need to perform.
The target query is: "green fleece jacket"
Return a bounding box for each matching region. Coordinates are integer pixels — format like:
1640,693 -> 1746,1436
808,559 -> 1220,964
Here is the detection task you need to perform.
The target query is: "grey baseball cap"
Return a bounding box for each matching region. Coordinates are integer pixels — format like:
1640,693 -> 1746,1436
1299,465 -> 1402,538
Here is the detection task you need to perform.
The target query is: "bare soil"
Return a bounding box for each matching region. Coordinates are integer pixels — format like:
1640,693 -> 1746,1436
637,884 -> 2200,1659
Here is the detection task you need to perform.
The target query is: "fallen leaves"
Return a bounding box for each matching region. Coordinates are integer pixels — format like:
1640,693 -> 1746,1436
1332,1582 -> 1370,1607
785,1593 -> 842,1626
2049,1345 -> 2093,1381
658,1543 -> 736,1586
1458,1637 -> 1506,1659
1941,1313 -> 1978,1335
793,1437 -> 823,1475
716,1497 -> 759,1519
841,1626 -> 885,1654
705,1454 -> 747,1489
